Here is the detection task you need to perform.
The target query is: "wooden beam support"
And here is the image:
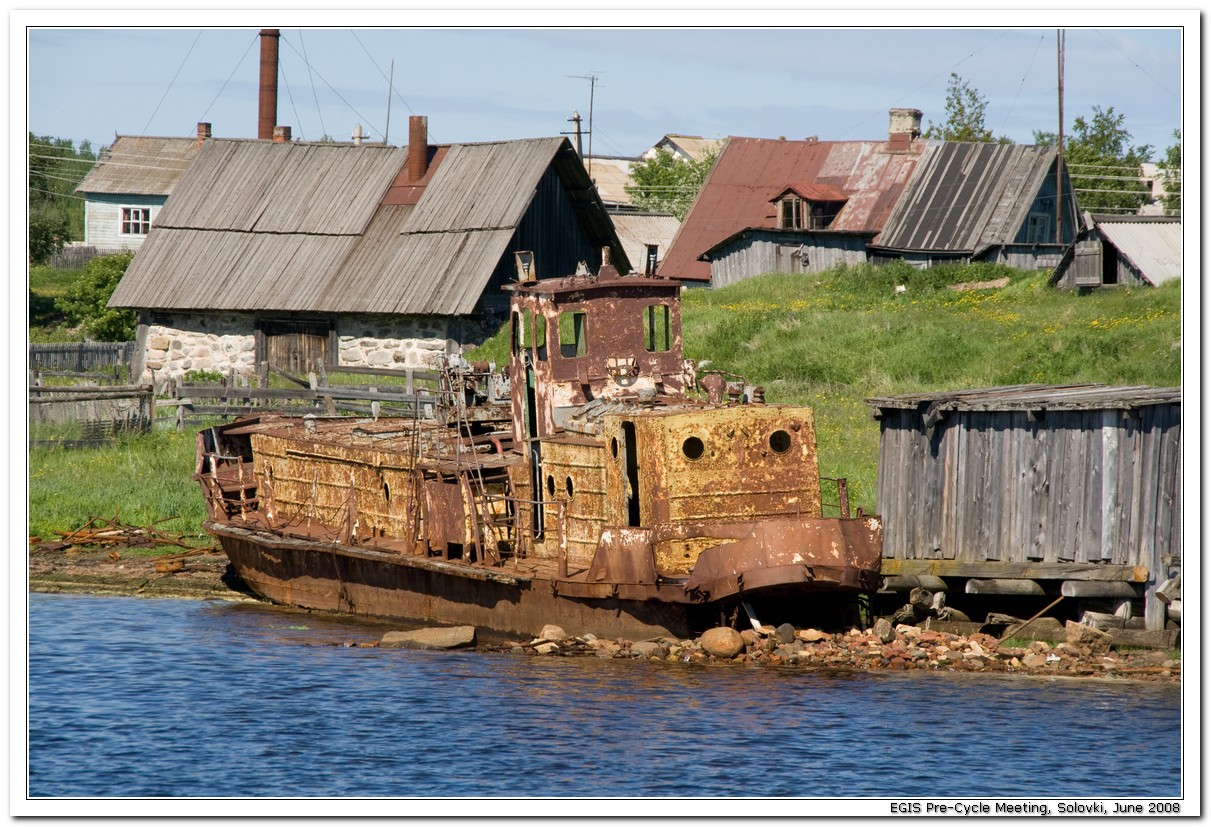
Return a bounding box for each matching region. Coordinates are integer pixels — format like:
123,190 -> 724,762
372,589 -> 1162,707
966,578 -> 1045,596
1060,580 -> 1140,598
881,558 -> 1148,583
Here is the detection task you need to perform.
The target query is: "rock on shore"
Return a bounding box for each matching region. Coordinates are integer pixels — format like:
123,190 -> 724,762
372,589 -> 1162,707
491,622 -> 1180,683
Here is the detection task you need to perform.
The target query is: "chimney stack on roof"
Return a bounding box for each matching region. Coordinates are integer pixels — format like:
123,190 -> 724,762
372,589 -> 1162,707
888,108 -> 923,149
273,125 -> 291,143
258,29 -> 280,140
408,115 -> 429,181
196,122 -> 212,149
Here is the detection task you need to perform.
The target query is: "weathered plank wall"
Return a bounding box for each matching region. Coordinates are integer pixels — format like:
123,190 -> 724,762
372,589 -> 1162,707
709,233 -> 869,287
872,387 -> 1181,627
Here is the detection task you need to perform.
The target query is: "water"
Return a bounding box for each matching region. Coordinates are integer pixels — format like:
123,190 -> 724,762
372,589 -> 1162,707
27,593 -> 1181,801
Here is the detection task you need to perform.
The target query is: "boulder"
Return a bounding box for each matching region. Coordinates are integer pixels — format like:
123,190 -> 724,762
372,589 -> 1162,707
874,617 -> 895,644
533,642 -> 560,655
381,626 -> 476,650
537,624 -> 568,642
631,641 -> 663,659
774,623 -> 797,644
797,628 -> 829,643
700,627 -> 745,658
1065,621 -> 1112,656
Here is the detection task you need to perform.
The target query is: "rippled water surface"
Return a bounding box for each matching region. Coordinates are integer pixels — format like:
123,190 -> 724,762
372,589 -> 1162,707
27,593 -> 1181,799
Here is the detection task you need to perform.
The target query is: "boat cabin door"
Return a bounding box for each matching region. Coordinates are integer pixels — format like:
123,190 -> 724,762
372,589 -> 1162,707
621,421 -> 641,526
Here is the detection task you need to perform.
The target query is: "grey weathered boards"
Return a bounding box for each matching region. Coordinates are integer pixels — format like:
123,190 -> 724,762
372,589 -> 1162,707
868,385 -> 1181,630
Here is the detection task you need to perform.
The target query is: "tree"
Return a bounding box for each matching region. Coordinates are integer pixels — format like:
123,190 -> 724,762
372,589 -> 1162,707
922,73 -> 1010,143
55,252 -> 136,341
1158,130 -> 1181,216
625,145 -> 719,220
28,133 -> 97,257
1034,106 -> 1152,215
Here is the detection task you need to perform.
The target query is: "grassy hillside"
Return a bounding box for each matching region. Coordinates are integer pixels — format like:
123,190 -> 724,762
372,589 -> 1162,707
470,262 -> 1182,512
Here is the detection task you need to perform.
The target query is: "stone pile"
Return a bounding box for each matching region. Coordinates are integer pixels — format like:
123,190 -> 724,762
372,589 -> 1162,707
493,620 -> 1180,682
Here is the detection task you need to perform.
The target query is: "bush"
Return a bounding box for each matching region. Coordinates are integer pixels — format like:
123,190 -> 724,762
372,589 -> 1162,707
55,253 -> 136,341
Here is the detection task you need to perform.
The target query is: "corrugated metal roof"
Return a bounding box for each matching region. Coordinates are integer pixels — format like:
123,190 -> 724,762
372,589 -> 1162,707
586,157 -> 636,206
608,212 -> 682,272
111,136 -> 627,316
654,135 -> 722,162
872,143 -> 1058,253
866,384 -> 1180,412
74,135 -> 199,197
660,137 -> 924,282
1096,218 -> 1183,285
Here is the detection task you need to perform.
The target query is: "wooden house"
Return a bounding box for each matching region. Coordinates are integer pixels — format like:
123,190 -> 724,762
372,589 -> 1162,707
1050,214 -> 1181,289
867,385 -> 1182,631
108,117 -> 628,389
73,125 -> 207,253
869,141 -> 1079,271
665,109 -> 1081,286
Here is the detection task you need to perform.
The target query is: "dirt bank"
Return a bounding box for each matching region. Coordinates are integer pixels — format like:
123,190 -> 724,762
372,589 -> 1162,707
27,542 -> 255,603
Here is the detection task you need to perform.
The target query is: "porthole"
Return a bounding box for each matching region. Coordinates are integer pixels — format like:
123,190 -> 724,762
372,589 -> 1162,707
565,477 -> 575,499
682,436 -> 705,461
546,475 -> 556,497
769,429 -> 792,454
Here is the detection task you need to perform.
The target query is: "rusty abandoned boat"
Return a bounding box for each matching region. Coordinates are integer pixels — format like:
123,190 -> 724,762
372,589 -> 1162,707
197,256 -> 882,639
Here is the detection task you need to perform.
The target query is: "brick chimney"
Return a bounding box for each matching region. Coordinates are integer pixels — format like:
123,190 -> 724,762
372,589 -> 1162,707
258,29 -> 280,140
196,122 -> 212,149
272,125 -> 291,143
888,108 -> 923,149
408,115 -> 429,181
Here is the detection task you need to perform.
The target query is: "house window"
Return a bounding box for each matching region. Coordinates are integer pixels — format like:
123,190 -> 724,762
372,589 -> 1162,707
1026,213 -> 1050,244
808,201 -> 844,230
121,207 -> 151,235
779,197 -> 803,230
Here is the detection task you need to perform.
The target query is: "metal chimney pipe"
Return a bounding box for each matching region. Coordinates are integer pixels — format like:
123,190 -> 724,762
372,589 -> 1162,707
408,115 -> 428,181
258,29 -> 280,140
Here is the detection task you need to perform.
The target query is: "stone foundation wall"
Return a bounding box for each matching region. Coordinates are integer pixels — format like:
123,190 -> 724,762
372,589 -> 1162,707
138,312 -> 459,390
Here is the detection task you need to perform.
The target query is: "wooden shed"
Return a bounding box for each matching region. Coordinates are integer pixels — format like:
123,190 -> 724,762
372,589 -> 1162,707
1050,214 -> 1182,289
867,385 -> 1182,630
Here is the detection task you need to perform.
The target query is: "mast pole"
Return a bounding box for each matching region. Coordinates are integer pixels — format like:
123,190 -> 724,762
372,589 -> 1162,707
1056,29 -> 1065,243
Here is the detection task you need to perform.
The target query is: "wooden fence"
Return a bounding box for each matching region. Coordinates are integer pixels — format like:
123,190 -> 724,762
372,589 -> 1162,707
166,363 -> 456,430
29,342 -> 136,373
29,384 -> 154,447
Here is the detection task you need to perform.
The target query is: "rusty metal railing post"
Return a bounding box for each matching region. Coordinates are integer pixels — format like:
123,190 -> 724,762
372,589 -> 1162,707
557,500 -> 568,579
837,477 -> 850,520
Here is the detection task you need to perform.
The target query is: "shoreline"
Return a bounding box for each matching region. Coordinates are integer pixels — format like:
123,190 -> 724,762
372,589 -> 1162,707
27,545 -> 1180,685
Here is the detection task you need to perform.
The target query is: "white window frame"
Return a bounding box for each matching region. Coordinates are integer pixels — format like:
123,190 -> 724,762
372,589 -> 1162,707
121,207 -> 152,235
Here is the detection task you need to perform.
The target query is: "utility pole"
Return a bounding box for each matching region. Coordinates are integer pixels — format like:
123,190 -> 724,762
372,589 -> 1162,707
385,59 -> 394,145
564,110 -> 583,156
569,74 -> 598,178
1056,29 -> 1065,244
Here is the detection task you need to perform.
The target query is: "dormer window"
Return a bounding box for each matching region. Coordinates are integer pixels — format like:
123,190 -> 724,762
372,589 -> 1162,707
771,184 -> 848,232
779,197 -> 803,230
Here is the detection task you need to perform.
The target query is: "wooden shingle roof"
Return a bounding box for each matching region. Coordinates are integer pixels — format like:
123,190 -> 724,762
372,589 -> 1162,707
110,136 -> 625,315
74,135 -> 199,197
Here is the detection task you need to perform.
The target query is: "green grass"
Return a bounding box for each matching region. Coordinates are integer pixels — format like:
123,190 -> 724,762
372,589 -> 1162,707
29,264 -> 87,341
27,427 -> 209,541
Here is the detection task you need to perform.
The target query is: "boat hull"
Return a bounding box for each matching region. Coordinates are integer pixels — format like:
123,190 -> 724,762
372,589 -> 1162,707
207,519 -> 877,640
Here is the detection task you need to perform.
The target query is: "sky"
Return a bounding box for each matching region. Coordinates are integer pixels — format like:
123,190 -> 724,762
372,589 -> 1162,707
20,11 -> 1191,160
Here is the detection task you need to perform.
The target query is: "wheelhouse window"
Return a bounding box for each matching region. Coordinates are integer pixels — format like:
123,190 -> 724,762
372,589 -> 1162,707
121,207 -> 151,235
644,304 -> 671,352
559,311 -> 587,358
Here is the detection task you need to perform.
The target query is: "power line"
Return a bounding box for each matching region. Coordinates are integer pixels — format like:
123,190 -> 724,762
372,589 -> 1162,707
279,32 -> 383,140
301,30 -> 327,140
142,30 -> 203,136
1093,30 -> 1180,102
199,30 -> 259,122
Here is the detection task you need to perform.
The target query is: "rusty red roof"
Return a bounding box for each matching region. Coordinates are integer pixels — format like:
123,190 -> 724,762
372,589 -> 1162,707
770,182 -> 849,203
659,137 -> 926,282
